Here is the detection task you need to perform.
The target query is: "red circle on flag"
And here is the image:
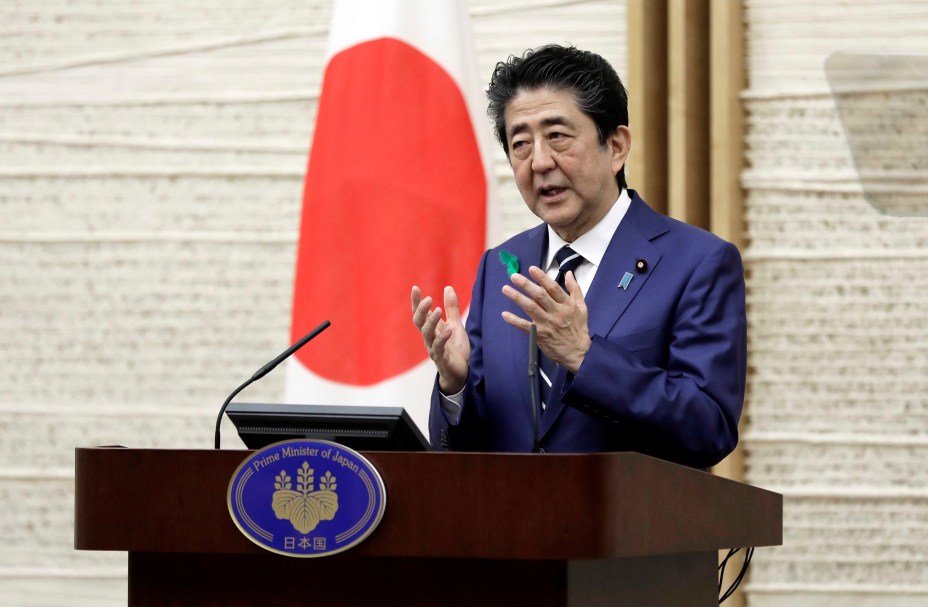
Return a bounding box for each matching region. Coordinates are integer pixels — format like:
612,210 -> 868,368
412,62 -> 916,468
292,38 -> 487,386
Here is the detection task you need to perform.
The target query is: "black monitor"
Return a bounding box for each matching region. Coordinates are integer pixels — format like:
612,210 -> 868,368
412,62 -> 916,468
226,403 -> 430,451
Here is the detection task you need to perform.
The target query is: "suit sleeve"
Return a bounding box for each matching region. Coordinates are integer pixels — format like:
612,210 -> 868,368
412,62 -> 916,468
560,240 -> 747,468
428,250 -> 491,451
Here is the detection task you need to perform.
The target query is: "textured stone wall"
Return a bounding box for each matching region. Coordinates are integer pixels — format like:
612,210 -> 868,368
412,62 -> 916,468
742,1 -> 928,605
0,1 -> 625,604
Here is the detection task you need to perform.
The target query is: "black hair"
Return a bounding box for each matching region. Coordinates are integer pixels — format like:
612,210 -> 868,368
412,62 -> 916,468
486,44 -> 629,189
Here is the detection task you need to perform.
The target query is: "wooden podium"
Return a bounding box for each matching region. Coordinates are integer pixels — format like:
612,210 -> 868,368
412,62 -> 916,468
75,448 -> 781,606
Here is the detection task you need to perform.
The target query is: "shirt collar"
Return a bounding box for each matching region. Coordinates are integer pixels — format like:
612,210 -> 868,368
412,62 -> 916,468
544,188 -> 631,271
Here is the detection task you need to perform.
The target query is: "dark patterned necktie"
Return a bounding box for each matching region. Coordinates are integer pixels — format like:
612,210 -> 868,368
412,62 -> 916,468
538,246 -> 585,413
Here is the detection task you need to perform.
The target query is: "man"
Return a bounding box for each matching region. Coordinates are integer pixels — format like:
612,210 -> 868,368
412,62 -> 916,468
411,45 -> 746,468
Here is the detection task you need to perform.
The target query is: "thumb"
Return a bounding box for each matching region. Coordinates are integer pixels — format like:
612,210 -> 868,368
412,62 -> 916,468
565,271 -> 585,303
444,286 -> 462,323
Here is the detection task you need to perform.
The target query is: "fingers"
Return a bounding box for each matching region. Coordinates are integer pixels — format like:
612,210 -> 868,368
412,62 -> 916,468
502,266 -> 567,321
502,277 -> 542,322
527,266 -> 570,303
411,286 -> 442,348
507,267 -> 568,308
412,291 -> 433,330
420,306 -> 443,349
412,285 -> 460,355
430,318 -> 453,354
411,285 -> 469,390
411,285 -> 434,334
410,285 -> 422,314
501,310 -> 533,334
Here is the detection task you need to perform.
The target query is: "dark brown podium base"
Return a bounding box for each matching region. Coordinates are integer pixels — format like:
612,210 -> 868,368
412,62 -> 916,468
77,449 -> 780,607
130,551 -> 717,607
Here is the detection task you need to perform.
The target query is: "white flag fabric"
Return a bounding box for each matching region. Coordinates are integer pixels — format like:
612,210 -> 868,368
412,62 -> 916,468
286,0 -> 498,434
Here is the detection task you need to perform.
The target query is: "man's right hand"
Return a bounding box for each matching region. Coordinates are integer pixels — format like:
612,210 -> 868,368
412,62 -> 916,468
411,285 -> 470,394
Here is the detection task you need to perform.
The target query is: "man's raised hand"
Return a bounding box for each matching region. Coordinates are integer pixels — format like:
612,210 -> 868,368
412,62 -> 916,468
411,285 -> 470,394
501,266 -> 591,373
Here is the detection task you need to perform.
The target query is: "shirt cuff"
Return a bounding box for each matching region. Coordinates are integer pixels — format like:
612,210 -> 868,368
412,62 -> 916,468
439,387 -> 465,426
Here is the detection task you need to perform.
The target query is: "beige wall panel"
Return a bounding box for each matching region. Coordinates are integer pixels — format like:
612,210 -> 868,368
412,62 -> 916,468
0,579 -> 125,607
743,0 -> 928,604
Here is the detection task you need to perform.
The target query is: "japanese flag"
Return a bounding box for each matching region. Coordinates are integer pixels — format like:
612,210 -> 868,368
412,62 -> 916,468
286,0 -> 498,434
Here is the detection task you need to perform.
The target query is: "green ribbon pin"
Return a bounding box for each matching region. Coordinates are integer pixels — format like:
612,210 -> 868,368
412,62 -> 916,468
499,250 -> 519,277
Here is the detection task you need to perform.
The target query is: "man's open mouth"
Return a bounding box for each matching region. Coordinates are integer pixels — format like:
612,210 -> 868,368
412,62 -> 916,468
539,186 -> 565,197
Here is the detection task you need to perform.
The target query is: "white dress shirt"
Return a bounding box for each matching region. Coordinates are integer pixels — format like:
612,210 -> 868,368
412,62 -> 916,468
541,188 -> 631,294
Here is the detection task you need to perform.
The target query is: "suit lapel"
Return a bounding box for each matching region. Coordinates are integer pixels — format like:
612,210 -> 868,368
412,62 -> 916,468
584,208 -> 664,337
539,193 -> 668,440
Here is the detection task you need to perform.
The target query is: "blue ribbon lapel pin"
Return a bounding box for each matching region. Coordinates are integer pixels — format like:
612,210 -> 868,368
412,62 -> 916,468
619,272 -> 633,290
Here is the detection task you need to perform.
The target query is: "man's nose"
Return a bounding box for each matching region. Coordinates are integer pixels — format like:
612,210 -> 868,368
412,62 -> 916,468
531,140 -> 555,172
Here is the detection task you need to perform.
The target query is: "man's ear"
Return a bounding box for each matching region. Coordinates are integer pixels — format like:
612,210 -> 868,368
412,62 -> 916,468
609,125 -> 631,175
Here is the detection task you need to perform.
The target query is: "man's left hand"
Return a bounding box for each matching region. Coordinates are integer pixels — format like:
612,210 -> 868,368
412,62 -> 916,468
501,266 -> 592,374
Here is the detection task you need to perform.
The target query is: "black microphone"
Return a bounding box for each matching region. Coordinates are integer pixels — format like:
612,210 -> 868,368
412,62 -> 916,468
528,324 -> 540,453
213,320 -> 331,449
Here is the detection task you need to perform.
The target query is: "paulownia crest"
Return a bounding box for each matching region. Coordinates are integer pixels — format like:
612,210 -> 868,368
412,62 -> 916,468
271,462 -> 339,534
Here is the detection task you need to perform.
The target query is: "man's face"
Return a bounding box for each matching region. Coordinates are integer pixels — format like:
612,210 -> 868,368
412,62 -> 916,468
504,87 -> 629,242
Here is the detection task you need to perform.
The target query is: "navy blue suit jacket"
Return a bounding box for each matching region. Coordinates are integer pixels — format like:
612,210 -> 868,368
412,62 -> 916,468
429,191 -> 746,468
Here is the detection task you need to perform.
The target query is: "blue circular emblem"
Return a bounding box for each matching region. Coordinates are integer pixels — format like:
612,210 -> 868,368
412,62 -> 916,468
227,439 -> 386,557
